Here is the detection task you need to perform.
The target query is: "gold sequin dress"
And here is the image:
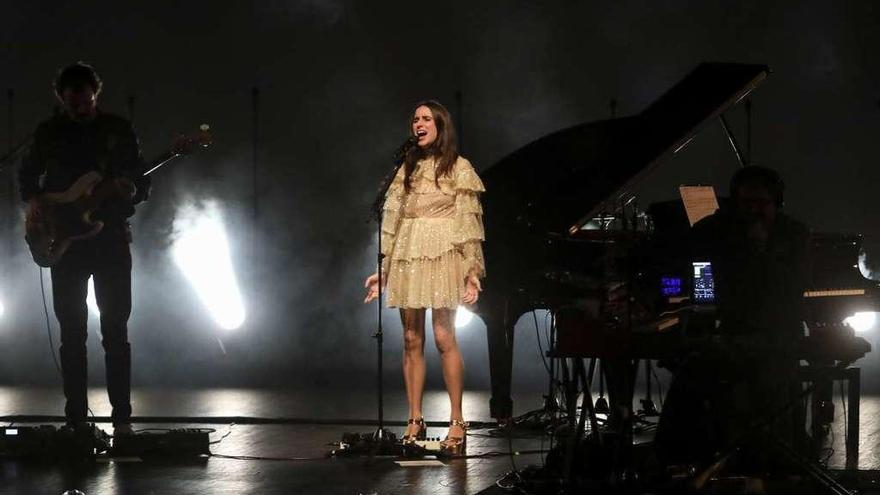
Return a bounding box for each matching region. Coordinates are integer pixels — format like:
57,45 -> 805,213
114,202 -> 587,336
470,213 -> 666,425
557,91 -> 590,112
381,156 -> 486,309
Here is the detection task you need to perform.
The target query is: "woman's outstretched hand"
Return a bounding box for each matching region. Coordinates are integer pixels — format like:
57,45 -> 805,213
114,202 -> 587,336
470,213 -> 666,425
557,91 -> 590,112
461,276 -> 482,305
364,273 -> 380,303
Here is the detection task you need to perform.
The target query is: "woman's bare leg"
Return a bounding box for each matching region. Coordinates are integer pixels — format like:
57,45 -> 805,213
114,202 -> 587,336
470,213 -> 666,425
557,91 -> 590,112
433,308 -> 465,438
401,308 -> 426,435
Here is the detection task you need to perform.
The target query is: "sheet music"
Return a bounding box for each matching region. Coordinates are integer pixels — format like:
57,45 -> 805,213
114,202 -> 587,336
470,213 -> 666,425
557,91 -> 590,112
679,185 -> 719,226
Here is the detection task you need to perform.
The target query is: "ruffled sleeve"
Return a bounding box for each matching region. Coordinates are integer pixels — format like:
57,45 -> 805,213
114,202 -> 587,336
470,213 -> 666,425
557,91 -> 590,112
452,157 -> 486,279
380,165 -> 406,278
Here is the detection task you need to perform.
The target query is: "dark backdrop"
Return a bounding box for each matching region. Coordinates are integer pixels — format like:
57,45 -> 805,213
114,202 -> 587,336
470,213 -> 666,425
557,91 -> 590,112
1,1 -> 879,392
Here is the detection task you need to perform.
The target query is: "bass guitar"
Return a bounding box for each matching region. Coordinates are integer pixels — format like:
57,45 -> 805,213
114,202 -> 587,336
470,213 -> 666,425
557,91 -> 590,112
25,124 -> 212,267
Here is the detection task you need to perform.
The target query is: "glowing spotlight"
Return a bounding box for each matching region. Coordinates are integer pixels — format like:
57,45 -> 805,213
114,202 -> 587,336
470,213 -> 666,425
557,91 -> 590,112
172,201 -> 246,330
843,312 -> 877,333
455,306 -> 474,328
858,252 -> 873,279
87,277 -> 99,316
0,298 -> 4,318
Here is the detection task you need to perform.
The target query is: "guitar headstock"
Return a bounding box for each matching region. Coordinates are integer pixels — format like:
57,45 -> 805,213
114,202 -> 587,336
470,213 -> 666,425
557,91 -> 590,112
172,124 -> 213,156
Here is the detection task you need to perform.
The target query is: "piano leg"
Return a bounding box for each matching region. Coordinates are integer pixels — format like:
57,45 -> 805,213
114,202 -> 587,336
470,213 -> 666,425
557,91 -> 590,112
845,367 -> 860,470
484,297 -> 516,420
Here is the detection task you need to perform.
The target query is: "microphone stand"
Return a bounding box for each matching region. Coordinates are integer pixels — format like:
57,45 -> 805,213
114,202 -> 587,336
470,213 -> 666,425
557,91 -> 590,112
0,134 -> 32,172
333,137 -> 415,457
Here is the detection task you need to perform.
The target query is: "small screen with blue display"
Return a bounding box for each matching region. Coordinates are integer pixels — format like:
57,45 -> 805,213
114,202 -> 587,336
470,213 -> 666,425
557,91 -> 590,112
661,277 -> 683,297
692,261 -> 715,303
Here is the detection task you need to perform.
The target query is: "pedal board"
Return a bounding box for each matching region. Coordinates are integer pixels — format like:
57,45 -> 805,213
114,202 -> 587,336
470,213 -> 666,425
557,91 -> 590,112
111,429 -> 210,458
1,424 -> 110,459
1,425 -> 57,458
412,438 -> 442,452
399,437 -> 445,458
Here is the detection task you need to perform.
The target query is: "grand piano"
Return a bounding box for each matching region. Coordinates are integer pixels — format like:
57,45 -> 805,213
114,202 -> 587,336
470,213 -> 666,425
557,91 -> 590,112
476,62 -> 876,421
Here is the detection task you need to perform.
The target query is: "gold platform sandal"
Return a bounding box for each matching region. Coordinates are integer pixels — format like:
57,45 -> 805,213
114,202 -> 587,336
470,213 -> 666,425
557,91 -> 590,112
440,419 -> 468,455
402,417 -> 427,445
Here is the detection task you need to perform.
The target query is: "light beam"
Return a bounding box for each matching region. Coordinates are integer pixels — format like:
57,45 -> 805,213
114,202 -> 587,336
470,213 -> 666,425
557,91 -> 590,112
87,277 -> 99,316
172,201 -> 246,330
455,306 -> 474,328
843,311 -> 877,333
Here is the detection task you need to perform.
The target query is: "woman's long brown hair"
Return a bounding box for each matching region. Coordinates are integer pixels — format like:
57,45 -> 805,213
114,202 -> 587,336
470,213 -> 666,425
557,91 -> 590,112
403,100 -> 459,192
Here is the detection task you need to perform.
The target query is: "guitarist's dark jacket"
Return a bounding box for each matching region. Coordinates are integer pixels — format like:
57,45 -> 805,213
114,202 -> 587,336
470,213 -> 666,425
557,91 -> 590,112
19,110 -> 151,228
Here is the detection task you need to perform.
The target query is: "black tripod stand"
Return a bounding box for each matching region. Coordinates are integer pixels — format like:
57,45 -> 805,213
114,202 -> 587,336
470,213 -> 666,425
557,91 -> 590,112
637,359 -> 660,417
333,137 -> 416,457
687,366 -> 855,495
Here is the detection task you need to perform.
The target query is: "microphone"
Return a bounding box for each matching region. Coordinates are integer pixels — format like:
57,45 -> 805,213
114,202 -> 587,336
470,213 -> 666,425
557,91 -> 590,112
394,135 -> 418,161
375,135 -> 418,215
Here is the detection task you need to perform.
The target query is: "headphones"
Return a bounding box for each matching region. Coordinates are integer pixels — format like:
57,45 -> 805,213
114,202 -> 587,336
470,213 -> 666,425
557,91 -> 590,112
53,61 -> 102,99
728,165 -> 785,209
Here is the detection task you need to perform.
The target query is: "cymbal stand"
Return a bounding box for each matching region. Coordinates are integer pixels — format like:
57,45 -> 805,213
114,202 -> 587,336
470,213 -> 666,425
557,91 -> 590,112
639,359 -> 659,417
594,361 -> 610,414
559,357 -> 603,490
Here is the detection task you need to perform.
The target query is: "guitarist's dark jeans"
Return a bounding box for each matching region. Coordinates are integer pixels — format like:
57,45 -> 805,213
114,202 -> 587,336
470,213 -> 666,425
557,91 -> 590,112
50,228 -> 132,426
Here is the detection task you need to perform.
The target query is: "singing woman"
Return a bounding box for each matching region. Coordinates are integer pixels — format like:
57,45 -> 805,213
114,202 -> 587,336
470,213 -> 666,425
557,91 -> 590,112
364,100 -> 485,455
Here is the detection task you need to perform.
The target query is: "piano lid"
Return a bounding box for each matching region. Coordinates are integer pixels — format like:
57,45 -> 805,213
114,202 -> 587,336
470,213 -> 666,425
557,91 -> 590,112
480,62 -> 769,236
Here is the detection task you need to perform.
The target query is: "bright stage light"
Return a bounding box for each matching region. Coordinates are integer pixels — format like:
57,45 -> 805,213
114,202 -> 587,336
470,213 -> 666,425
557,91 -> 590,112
455,307 -> 474,328
172,201 -> 246,330
425,307 -> 475,328
858,252 -> 873,279
843,312 -> 877,333
0,299 -> 4,318
87,277 -> 99,316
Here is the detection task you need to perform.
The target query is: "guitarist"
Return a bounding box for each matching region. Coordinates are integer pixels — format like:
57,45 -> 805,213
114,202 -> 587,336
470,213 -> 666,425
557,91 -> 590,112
18,62 -> 150,436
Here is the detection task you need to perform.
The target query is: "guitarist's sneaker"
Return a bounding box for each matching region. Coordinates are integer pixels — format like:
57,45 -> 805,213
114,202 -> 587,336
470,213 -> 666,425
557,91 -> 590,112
59,421 -> 89,435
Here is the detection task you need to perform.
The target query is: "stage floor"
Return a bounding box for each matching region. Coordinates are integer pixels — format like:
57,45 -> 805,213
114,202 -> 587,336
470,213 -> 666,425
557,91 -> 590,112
0,386 -> 548,495
1,386 -> 879,494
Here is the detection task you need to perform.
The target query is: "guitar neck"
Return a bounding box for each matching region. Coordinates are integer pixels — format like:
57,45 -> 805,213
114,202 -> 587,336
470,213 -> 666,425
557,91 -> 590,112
141,150 -> 183,177
131,126 -> 211,178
